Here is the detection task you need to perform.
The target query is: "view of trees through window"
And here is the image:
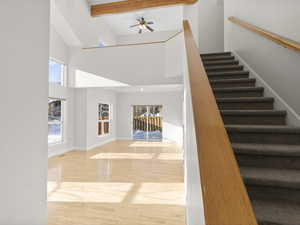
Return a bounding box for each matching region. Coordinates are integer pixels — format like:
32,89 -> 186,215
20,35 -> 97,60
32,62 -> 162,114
98,103 -> 110,136
48,99 -> 63,144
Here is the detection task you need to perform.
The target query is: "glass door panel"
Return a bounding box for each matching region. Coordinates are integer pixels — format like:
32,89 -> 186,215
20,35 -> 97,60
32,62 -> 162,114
133,105 -> 162,141
133,105 -> 148,140
148,105 -> 163,140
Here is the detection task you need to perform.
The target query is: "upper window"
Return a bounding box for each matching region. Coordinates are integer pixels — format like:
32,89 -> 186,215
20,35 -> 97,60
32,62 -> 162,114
48,98 -> 64,144
98,41 -> 105,47
49,60 -> 65,86
98,103 -> 111,136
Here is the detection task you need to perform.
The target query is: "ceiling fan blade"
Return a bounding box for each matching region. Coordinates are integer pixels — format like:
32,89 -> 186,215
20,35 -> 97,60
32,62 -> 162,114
130,24 -> 139,28
147,21 -> 154,25
146,25 -> 154,32
139,29 -> 142,34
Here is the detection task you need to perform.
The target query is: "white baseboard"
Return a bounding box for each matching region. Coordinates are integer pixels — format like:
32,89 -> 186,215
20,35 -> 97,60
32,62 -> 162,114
48,147 -> 74,158
116,137 -> 132,140
232,51 -> 300,126
87,138 -> 116,150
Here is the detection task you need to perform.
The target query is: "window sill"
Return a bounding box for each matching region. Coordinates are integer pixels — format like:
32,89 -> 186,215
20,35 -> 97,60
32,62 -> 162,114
98,133 -> 110,138
48,141 -> 64,147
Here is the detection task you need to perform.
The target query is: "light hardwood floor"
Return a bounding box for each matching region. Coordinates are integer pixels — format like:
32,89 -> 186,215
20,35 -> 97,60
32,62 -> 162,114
48,140 -> 185,225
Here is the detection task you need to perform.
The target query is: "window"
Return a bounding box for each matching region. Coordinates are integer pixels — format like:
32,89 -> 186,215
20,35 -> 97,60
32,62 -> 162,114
48,98 -> 64,144
98,41 -> 105,47
49,59 -> 65,85
98,103 -> 111,136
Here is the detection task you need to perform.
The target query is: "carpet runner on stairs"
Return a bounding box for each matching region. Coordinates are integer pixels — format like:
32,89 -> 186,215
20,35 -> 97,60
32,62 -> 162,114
201,52 -> 300,225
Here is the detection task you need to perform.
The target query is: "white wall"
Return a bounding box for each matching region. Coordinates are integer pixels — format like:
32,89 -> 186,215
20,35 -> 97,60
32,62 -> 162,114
224,0 -> 300,124
0,1 -> 49,224
48,26 -> 76,157
184,2 -> 200,47
116,91 -> 183,145
74,88 -> 117,150
69,43 -> 182,86
74,89 -> 88,149
50,26 -> 69,62
165,33 -> 184,78
198,0 -> 224,53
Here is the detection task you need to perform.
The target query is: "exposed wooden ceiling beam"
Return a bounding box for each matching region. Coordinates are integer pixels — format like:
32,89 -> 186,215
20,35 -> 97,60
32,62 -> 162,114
91,0 -> 198,17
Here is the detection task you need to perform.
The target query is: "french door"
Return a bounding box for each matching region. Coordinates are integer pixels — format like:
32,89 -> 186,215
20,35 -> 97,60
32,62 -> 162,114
132,105 -> 163,141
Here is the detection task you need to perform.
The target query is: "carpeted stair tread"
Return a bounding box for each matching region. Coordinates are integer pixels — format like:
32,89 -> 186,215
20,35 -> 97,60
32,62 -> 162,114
201,52 -> 232,57
207,70 -> 249,76
240,167 -> 300,189
201,55 -> 235,61
221,110 -> 286,116
210,78 -> 256,84
252,199 -> 300,225
221,110 -> 286,125
225,125 -> 300,134
208,70 -> 249,75
214,87 -> 264,93
205,65 -> 244,72
232,143 -> 300,157
217,97 -> 274,103
203,60 -> 239,66
207,71 -> 250,80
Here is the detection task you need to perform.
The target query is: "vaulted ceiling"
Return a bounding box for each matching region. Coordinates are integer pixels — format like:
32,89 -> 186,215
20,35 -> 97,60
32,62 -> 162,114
51,0 -> 195,47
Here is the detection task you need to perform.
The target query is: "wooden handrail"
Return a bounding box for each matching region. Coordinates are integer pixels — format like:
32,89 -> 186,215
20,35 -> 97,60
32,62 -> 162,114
83,30 -> 183,50
183,20 -> 258,225
229,16 -> 300,54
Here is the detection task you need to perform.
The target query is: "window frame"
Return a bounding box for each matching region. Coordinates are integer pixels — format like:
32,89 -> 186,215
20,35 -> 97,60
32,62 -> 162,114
48,97 -> 66,146
98,102 -> 112,137
49,58 -> 67,86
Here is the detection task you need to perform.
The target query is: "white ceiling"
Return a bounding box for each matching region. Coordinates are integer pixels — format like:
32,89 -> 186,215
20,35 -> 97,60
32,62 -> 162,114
52,0 -> 183,46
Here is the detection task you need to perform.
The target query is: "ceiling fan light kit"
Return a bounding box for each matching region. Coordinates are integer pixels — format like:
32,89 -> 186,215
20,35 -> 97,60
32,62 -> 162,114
130,17 -> 155,34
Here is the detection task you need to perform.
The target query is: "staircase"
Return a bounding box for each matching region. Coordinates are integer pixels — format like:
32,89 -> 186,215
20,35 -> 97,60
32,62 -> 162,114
201,52 -> 300,225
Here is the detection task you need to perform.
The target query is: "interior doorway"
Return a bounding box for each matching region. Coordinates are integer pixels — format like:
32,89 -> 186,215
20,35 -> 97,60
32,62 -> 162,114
132,105 -> 163,141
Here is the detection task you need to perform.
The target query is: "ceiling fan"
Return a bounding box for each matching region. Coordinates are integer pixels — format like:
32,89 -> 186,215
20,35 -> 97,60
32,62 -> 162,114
130,17 -> 154,34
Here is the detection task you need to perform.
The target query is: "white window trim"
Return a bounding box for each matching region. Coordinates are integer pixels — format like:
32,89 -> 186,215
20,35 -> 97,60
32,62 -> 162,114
49,58 -> 67,87
48,98 -> 66,146
98,102 -> 112,137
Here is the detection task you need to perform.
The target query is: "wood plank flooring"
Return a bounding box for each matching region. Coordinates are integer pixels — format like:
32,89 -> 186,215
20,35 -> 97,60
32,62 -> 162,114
48,140 -> 185,225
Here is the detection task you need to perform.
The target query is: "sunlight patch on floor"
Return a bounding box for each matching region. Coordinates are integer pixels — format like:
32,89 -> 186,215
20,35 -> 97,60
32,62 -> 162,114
48,140 -> 185,225
129,141 -> 177,148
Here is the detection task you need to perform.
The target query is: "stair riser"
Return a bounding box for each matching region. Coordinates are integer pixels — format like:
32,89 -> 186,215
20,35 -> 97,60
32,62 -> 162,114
210,82 -> 256,88
206,66 -> 243,72
218,102 -> 274,110
227,131 -> 300,145
247,185 -> 300,203
222,115 -> 286,125
214,91 -> 264,98
208,74 -> 249,80
237,154 -> 300,169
